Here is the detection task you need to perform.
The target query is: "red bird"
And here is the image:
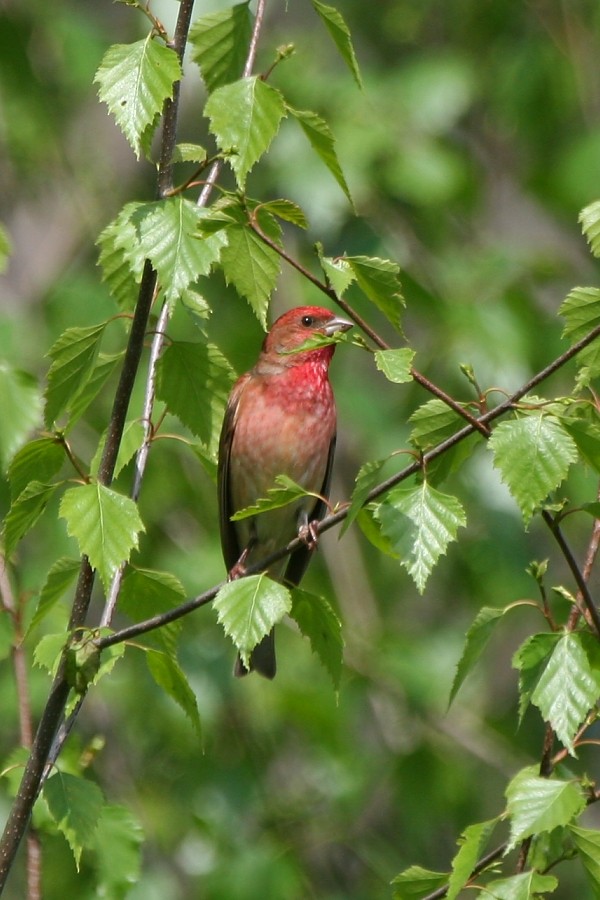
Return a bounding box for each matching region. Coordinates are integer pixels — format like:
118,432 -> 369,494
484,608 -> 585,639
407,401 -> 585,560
218,306 -> 352,678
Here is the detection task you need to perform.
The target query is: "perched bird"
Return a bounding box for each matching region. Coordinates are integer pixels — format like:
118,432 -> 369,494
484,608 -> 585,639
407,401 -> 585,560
218,306 -> 352,678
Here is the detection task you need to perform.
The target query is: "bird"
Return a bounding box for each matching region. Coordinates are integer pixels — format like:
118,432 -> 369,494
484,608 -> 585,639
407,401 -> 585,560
217,306 -> 352,678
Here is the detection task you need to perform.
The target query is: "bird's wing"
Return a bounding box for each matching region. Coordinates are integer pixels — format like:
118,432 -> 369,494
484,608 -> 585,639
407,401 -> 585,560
283,432 -> 337,587
217,373 -> 250,571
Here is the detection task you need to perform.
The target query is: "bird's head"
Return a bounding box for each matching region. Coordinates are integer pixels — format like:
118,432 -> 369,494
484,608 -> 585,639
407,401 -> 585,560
261,306 -> 353,361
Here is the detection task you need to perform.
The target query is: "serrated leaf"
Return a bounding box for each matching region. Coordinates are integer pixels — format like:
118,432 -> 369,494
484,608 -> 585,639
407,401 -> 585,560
3,482 -> 58,557
374,348 -> 415,383
0,364 -> 42,469
447,818 -> 498,900
156,341 -> 235,448
230,474 -> 312,520
180,286 -> 212,326
94,804 -> 144,897
449,607 -> 507,707
214,573 -> 291,669
0,223 -> 11,274
341,457 -> 388,536
8,437 -> 64,500
376,482 -> 466,593
489,415 -> 578,524
29,558 -> 81,634
579,201 -> 600,258
189,2 -> 253,92
94,36 -> 181,158
513,632 -> 559,723
59,484 -> 144,589
290,588 -> 343,689
530,632 -> 600,754
346,255 -> 404,331
67,353 -> 122,428
44,324 -> 107,427
91,419 -> 146,479
219,204 -> 282,328
311,0 -> 362,89
44,772 -> 104,868
505,765 -> 586,851
119,568 -> 185,655
409,399 -> 469,450
288,107 -> 353,206
570,825 -> 600,898
205,76 -> 286,188
259,199 -> 308,228
560,413 -> 600,473
146,649 -> 201,737
479,871 -> 558,899
391,865 -> 448,899
318,253 -> 355,296
356,506 -> 400,558
172,142 -> 207,164
558,286 -> 600,382
33,632 -> 67,676
96,202 -> 145,308
127,198 -> 227,304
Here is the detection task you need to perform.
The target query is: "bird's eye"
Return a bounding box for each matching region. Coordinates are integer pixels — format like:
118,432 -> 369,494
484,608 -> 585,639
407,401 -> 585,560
301,315 -> 314,327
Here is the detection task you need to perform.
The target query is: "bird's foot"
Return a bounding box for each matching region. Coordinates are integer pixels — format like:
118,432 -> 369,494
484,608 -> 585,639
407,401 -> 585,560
228,547 -> 249,581
298,518 -> 320,551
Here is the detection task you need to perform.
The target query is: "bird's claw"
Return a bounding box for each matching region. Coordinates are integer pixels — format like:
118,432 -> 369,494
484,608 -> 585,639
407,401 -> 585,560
298,519 -> 320,551
228,547 -> 249,581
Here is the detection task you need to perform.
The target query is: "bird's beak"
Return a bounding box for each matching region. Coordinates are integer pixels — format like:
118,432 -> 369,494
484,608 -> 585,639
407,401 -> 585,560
324,315 -> 353,336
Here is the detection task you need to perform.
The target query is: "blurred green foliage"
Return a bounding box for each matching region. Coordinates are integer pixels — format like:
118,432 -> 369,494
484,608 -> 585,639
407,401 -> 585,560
2,0 -> 600,897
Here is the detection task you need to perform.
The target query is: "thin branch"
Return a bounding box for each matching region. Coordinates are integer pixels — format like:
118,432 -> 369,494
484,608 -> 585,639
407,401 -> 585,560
542,510 -> 600,636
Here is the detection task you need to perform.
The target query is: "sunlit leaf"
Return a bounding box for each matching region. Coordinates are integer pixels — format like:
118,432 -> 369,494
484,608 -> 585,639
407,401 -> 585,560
44,772 -> 104,868
346,255 -> 404,331
44,324 -> 107,427
288,107 -> 353,206
374,348 -> 415,383
230,474 -> 311,520
449,607 -> 508,706
579,201 -> 600,258
570,825 -> 600,898
189,3 -> 253,92
505,765 -> 586,851
8,437 -> 64,500
391,865 -> 448,899
91,419 -> 146,479
480,871 -> 558,899
311,0 -> 363,89
0,364 -> 42,468
447,818 -> 499,900
513,632 -> 559,723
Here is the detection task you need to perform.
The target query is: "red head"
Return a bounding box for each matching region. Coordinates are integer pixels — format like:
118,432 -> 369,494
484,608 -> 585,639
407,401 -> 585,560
261,306 -> 353,361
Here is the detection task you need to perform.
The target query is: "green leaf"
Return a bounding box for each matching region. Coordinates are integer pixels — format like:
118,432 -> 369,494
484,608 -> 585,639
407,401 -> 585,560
91,419 -> 146,479
0,365 -> 42,469
579,201 -> 600,258
146,649 -> 201,737
259,199 -> 308,229
570,825 -> 600,898
189,2 -> 253,92
172,142 -> 208,164
376,482 -> 466,593
8,437 -> 64,500
119,568 -> 186,655
311,0 -> 363,89
94,804 -> 144,898
94,35 -> 182,158
3,482 -> 58,558
530,632 -> 600,754
66,353 -> 122,427
44,323 -> 107,427
43,772 -> 104,868
391,865 -> 448,899
513,633 -> 559,723
59,484 -> 145,589
341,457 -> 388,536
218,203 -> 282,328
374,348 -> 415,383
449,607 -> 508,707
290,588 -> 344,689
505,765 -> 586,851
0,222 -> 11,274
317,252 -> 355,296
180,286 -> 212,326
479,871 -> 558,899
156,341 -> 235,448
96,201 -> 145,308
205,76 -> 286,188
34,632 -> 67,676
447,818 -> 499,900
346,255 -> 404,331
558,286 -> 600,382
489,414 -> 578,524
560,412 -> 600,473
288,107 -> 353,206
230,474 -> 312,520
214,574 -> 292,670
30,560 -> 86,640
129,198 -> 227,304
409,399 -> 470,450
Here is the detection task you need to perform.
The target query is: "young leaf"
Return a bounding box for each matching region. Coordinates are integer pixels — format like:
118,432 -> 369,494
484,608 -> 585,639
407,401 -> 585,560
230,474 -> 312,521
290,588 -> 344,689
44,323 -> 107,427
570,825 -> 600,897
374,348 -> 415,383
341,457 -> 389,536
33,632 -> 67,677
189,3 -> 253,93
94,804 -> 144,897
119,568 -> 186,655
8,437 -> 64,500
579,201 -> 600,258
391,865 -> 448,899
90,419 -> 146,479
3,482 -> 58,558
317,252 -> 355,296
376,482 -> 466,593
172,143 -> 208,164
146,649 -> 202,738
128,199 -> 227,304
346,255 -> 404,331
409,399 -> 470,450
530,632 -> 600,755
447,818 -> 499,900
311,0 -> 363,89
205,76 -> 286,188
94,36 -> 182,159
59,484 -> 145,589
66,353 -> 122,428
505,765 -> 586,851
558,286 -> 600,382
288,107 -> 353,206
560,412 -> 600,473
0,364 -> 42,469
258,199 -> 308,229
449,607 -> 508,707
43,771 -> 104,869
96,201 -> 145,308
481,871 -> 558,899
489,414 -> 578,524
513,632 -> 559,723
213,574 -> 292,670
156,341 -> 235,448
